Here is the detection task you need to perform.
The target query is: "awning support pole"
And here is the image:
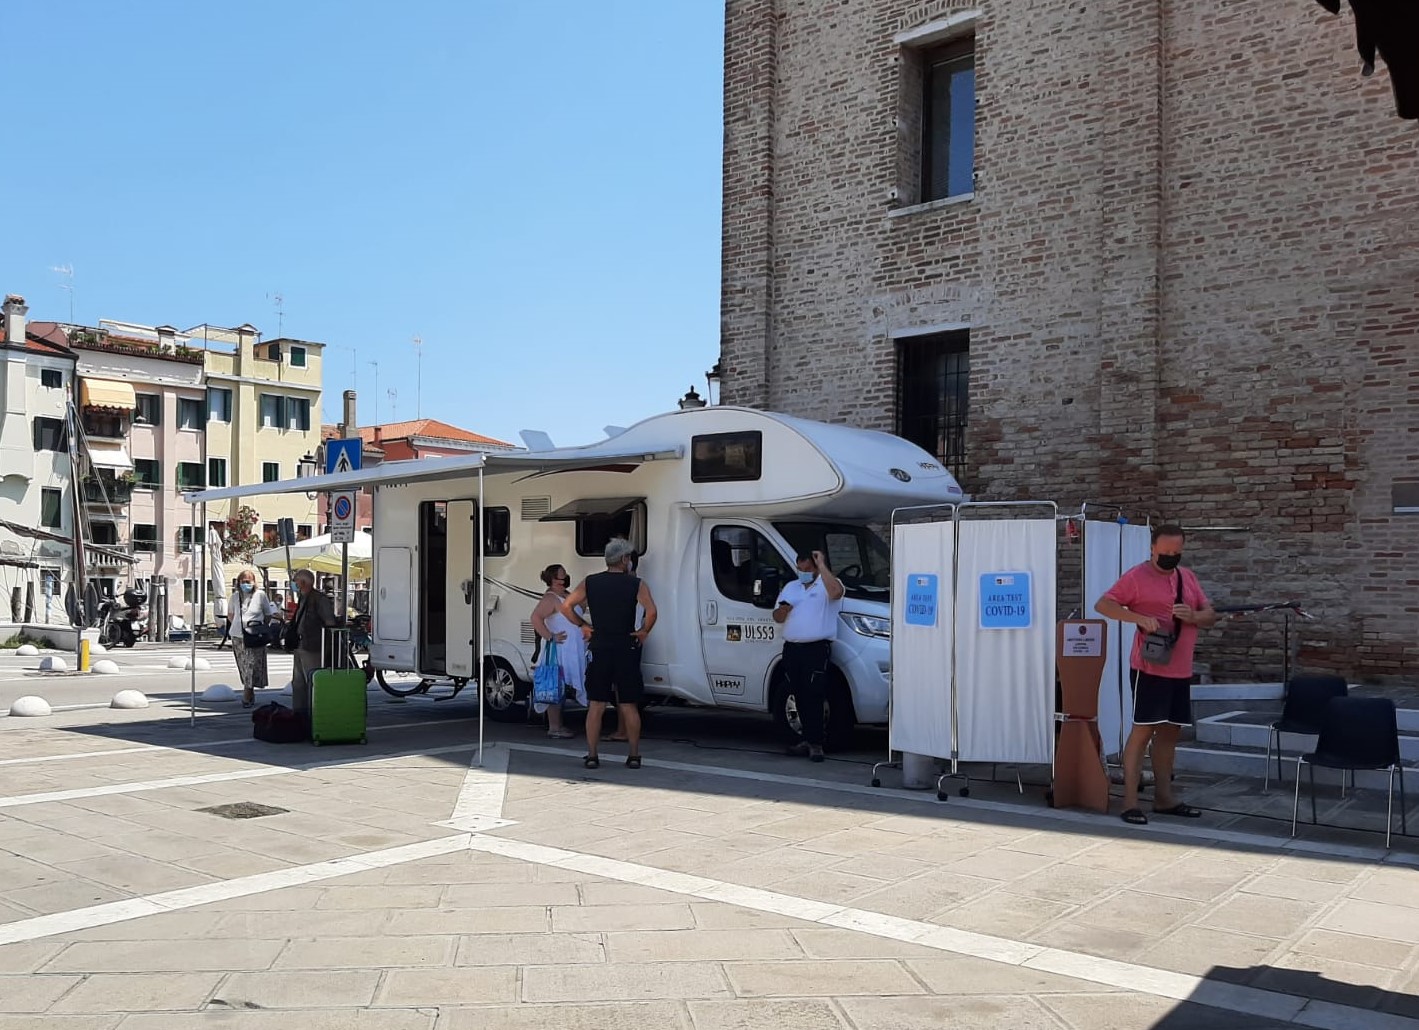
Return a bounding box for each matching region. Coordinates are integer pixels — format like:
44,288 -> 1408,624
478,467 -> 486,767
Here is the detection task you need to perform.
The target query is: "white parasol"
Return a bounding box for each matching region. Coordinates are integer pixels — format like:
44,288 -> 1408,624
208,525 -> 227,620
252,531 -> 373,577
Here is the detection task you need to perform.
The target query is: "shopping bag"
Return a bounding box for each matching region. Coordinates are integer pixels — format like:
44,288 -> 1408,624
533,641 -> 563,706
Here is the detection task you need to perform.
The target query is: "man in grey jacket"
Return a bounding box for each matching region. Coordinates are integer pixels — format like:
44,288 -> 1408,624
288,569 -> 336,717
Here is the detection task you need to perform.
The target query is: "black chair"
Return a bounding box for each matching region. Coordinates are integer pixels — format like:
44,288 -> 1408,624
1291,696 -> 1408,847
1264,674 -> 1348,790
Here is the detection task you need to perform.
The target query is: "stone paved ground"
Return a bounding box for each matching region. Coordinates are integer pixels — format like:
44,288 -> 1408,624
1,694 -> 1417,1028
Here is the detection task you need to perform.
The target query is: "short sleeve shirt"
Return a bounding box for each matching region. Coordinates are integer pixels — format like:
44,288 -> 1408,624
775,576 -> 841,643
1102,563 -> 1210,678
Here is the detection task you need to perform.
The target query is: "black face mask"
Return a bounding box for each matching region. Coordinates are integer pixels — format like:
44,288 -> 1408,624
1156,554 -> 1182,571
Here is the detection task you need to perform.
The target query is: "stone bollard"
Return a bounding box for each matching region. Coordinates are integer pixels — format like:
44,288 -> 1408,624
9,696 -> 52,717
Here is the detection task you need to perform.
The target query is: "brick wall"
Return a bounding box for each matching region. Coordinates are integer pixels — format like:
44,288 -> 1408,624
720,0 -> 1419,683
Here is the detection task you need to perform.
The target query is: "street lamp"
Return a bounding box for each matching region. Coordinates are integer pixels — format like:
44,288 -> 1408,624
705,360 -> 723,405
678,386 -> 706,410
298,451 -> 319,501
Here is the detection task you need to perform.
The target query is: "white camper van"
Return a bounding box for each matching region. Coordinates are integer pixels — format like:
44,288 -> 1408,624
360,407 -> 962,745
187,407 -> 963,745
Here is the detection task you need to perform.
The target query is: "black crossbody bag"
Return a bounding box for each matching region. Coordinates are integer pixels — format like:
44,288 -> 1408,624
1140,571 -> 1185,665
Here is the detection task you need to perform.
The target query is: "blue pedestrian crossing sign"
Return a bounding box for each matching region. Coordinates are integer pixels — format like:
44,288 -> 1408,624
326,438 -> 362,476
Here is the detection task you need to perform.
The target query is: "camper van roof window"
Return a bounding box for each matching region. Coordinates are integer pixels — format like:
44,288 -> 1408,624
542,497 -> 642,522
691,431 -> 762,483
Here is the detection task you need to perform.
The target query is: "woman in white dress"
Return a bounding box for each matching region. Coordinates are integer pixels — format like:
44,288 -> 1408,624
530,563 -> 588,738
228,569 -> 277,708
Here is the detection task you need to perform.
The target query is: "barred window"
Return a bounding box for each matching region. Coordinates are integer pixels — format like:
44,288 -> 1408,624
896,330 -> 968,480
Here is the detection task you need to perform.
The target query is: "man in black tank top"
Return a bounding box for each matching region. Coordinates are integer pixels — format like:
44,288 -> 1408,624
559,537 -> 658,770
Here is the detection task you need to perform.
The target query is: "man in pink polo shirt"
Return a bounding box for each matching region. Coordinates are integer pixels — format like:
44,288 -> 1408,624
1096,524 -> 1218,826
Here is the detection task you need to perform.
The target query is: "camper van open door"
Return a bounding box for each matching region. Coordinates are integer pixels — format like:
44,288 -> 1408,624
700,522 -> 789,709
445,500 -> 478,680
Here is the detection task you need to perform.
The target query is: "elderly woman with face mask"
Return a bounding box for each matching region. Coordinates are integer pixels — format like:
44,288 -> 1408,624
227,569 -> 277,707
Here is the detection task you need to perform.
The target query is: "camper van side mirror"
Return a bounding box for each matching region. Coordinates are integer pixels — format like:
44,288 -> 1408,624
752,569 -> 782,609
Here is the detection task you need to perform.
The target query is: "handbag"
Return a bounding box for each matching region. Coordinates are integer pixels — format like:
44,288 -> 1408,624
281,594 -> 307,653
242,620 -> 272,649
1140,570 -> 1186,665
532,640 -> 563,706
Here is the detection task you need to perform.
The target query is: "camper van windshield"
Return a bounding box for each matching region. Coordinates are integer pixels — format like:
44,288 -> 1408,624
773,522 -> 891,601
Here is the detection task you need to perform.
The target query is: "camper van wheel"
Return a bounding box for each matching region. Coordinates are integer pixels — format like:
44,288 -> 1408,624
482,658 -> 527,723
770,668 -> 857,752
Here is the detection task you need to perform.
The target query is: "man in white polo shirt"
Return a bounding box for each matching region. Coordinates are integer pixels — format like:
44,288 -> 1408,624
772,549 -> 845,762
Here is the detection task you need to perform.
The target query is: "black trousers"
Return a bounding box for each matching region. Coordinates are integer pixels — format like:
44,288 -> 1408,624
782,639 -> 832,746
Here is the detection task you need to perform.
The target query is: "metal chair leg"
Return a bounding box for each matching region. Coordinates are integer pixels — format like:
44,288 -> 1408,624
1387,766 -> 1395,849
1400,765 -> 1408,837
1310,761 -> 1318,825
1265,729 -> 1275,792
1291,757 -> 1303,837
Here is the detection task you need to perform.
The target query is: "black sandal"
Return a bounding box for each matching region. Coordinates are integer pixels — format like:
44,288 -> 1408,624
1120,808 -> 1148,825
1154,803 -> 1202,818
582,755 -> 600,769
626,755 -> 641,769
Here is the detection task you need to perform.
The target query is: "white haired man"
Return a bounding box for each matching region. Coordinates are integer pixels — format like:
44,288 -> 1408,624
286,569 -> 336,720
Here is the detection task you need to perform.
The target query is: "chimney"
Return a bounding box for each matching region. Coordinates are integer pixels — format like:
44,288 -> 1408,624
155,325 -> 177,349
343,390 -> 357,432
2,294 -> 28,346
235,323 -> 258,373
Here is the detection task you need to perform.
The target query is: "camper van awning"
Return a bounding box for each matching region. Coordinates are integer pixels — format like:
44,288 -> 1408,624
80,378 -> 137,412
181,445 -> 683,504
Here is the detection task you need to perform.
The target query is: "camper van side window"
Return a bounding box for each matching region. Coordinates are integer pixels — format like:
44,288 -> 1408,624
691,431 -> 763,483
710,525 -> 791,605
484,507 -> 510,557
575,502 -> 646,558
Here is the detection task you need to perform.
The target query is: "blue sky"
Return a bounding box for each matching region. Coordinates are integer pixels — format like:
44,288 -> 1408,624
2,0 -> 725,447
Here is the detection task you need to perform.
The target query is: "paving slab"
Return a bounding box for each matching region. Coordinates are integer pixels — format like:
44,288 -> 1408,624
212,970 -> 383,1009
686,998 -> 847,1029
839,994 -> 1067,1030
0,971 -> 82,1012
724,958 -> 925,998
520,961 -> 732,1003
437,1002 -> 691,1030
51,972 -> 223,1013
4,708 -> 1419,1029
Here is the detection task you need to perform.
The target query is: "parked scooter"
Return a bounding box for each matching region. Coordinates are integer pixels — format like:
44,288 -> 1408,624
96,587 -> 148,648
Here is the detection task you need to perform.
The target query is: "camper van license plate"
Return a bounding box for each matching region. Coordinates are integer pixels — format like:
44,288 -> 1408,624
727,624 -> 774,643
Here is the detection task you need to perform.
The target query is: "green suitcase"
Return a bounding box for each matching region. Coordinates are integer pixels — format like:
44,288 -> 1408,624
311,667 -> 367,745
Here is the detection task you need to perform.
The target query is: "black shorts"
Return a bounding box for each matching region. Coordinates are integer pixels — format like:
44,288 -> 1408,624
585,641 -> 644,705
1131,669 -> 1192,726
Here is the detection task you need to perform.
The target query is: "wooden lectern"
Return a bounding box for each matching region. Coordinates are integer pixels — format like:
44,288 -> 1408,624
1052,619 -> 1111,813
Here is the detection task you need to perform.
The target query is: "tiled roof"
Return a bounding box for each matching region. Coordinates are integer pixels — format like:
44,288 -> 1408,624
360,419 -> 513,448
21,322 -> 74,357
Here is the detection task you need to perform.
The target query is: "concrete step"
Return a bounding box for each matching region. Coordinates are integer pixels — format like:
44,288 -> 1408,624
1175,738 -> 1417,792
1196,709 -> 1419,762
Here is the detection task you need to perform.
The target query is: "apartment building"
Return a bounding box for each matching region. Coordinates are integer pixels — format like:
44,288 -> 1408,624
199,325 -> 325,550
0,296 -> 79,630
66,321 -> 208,601
719,1 -> 1419,682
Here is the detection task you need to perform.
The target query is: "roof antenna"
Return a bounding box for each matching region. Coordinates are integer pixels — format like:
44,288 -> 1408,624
412,335 -> 423,418
266,292 -> 285,337
51,264 -> 74,322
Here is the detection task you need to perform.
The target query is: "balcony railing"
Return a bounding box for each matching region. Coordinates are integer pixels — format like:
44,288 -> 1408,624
83,478 -> 134,505
89,550 -> 133,569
